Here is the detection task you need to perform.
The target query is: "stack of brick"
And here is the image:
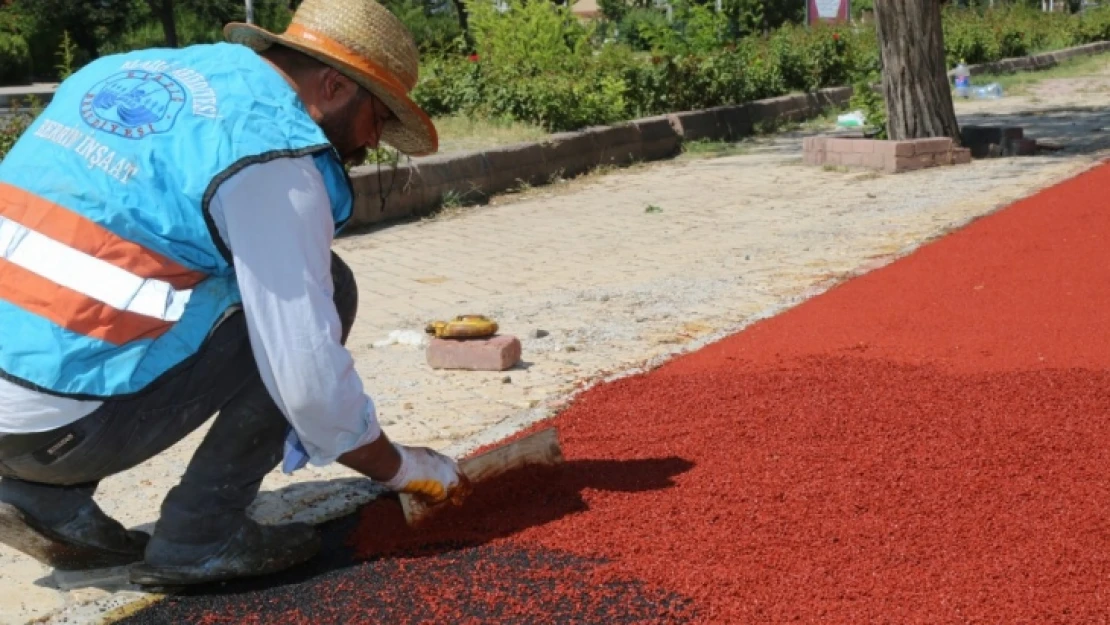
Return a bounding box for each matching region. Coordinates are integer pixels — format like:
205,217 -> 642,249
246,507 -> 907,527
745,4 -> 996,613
959,126 -> 1037,159
803,136 -> 972,174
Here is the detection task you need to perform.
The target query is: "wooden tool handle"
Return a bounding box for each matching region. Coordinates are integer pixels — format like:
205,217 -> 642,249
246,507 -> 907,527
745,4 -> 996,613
399,428 -> 564,526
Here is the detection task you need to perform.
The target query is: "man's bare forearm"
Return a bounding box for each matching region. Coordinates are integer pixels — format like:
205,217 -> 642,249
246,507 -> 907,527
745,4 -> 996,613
338,432 -> 402,482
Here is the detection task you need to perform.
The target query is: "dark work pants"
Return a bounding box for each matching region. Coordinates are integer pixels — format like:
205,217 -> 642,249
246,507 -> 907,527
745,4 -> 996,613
0,253 -> 358,538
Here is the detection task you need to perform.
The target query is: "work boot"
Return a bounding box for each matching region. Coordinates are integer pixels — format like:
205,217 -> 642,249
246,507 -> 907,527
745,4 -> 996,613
129,517 -> 320,586
0,479 -> 148,570
131,376 -> 319,586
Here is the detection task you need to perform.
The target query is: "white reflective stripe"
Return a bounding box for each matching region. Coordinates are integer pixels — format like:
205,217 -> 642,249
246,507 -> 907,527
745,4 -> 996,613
0,215 -> 193,323
128,277 -> 194,322
0,215 -> 26,257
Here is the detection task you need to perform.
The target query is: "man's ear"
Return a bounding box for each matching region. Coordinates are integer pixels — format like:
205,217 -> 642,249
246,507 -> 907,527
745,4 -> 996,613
322,68 -> 358,104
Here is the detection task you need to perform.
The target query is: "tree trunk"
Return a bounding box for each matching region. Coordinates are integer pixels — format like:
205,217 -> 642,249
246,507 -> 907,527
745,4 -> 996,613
873,0 -> 960,143
451,0 -> 473,51
149,0 -> 178,48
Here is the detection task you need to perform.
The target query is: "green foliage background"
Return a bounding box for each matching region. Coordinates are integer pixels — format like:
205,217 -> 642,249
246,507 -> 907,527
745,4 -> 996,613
1,1 -> 1110,156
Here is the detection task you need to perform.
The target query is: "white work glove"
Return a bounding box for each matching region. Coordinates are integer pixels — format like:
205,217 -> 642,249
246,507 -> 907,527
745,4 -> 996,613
383,444 -> 470,505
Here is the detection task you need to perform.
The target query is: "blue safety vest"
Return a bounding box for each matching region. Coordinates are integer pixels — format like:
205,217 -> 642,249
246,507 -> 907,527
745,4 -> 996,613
0,42 -> 352,399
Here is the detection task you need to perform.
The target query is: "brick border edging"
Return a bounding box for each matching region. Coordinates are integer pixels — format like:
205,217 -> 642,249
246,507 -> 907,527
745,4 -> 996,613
950,40 -> 1110,78
347,86 -> 853,229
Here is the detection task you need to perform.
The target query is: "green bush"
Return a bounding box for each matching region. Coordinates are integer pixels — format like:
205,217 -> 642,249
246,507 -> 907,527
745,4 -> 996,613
638,1 -> 728,57
484,69 -> 628,130
6,0 -> 1110,141
408,1 -> 1110,133
623,39 -> 783,115
0,31 -> 31,85
1079,5 -> 1110,42
943,9 -> 1000,65
100,9 -> 224,54
769,22 -> 852,92
943,4 -> 1087,67
467,0 -> 594,75
598,0 -> 629,23
617,8 -> 669,51
412,55 -> 484,118
382,0 -> 464,54
0,98 -> 41,162
449,0 -> 630,130
0,8 -> 32,84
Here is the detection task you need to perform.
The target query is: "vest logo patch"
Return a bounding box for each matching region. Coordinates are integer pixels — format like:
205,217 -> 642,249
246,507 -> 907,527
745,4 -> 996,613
81,70 -> 187,139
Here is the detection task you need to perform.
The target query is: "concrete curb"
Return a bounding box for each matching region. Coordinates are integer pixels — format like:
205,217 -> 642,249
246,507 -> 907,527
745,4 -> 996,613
952,40 -> 1110,77
348,86 -> 854,229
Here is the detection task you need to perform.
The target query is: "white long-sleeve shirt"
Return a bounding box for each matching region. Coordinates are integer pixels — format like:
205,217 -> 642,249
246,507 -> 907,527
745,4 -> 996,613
0,156 -> 381,471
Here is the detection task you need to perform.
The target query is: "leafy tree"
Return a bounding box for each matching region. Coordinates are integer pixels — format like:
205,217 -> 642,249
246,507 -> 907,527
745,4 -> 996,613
145,0 -> 244,48
14,0 -> 146,60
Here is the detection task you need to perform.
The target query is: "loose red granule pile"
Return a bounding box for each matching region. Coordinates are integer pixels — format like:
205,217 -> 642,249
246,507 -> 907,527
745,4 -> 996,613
123,163 -> 1110,624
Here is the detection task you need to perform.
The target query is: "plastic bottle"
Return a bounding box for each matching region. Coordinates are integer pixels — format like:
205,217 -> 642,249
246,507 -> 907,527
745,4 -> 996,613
972,83 -> 1004,100
953,60 -> 971,99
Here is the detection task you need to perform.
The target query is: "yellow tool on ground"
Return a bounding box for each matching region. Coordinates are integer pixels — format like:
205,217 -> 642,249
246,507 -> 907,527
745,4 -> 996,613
425,314 -> 499,339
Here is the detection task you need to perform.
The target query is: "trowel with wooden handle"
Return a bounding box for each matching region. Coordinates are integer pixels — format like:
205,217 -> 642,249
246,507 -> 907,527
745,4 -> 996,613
399,427 -> 564,526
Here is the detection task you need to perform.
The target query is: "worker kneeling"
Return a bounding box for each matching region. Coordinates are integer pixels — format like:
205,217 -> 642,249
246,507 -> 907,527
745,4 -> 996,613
0,0 -> 468,586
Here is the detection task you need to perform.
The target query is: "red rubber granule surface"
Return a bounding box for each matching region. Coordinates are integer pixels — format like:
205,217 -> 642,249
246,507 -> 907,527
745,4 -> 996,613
122,163 -> 1110,623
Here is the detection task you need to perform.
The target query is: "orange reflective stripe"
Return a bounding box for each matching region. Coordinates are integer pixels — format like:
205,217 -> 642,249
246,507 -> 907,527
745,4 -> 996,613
0,258 -> 173,344
0,183 -> 207,290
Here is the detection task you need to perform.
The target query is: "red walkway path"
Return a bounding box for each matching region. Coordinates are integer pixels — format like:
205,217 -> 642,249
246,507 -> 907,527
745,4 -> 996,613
123,162 -> 1110,623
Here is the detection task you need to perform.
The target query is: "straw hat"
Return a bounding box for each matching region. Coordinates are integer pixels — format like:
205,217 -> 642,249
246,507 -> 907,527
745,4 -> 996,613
224,0 -> 438,156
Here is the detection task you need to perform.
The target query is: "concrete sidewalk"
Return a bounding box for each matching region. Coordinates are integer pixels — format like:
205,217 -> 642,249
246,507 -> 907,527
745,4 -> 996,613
10,76 -> 1110,623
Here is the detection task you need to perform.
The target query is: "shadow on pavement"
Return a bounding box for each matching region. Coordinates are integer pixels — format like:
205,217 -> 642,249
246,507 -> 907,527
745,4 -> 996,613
959,104 -> 1110,157
741,103 -> 1110,159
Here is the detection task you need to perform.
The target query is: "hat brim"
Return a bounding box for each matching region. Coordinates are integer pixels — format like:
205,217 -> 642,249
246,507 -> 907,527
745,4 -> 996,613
224,22 -> 438,157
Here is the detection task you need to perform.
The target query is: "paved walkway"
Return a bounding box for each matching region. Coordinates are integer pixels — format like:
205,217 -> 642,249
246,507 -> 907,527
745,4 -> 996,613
10,73 -> 1110,623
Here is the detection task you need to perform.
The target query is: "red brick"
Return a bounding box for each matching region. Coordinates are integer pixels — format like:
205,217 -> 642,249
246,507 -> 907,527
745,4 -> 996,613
427,335 -> 522,371
953,147 -> 972,165
892,154 -> 934,173
825,138 -> 854,153
894,141 -> 917,157
873,141 -> 895,156
883,154 -> 900,173
1013,138 -> 1038,156
864,153 -> 886,169
852,139 -> 876,154
840,153 -> 865,167
875,141 -> 914,157
912,137 -> 953,155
